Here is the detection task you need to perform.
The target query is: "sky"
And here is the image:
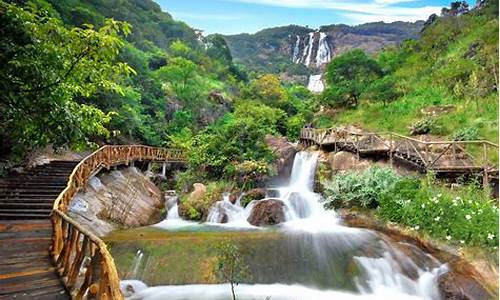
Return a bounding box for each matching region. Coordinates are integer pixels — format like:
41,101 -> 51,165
155,0 -> 454,35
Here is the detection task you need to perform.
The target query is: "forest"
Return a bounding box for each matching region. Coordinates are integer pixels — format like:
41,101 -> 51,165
0,0 -> 499,299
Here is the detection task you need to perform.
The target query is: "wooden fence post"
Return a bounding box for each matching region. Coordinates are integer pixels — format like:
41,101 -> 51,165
483,143 -> 489,190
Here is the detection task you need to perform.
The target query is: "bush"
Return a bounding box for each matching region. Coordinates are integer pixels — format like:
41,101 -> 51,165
409,117 -> 440,135
323,167 -> 401,209
451,126 -> 480,141
379,178 -> 499,247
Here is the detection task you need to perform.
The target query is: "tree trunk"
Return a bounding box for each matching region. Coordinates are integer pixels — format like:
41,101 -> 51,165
230,281 -> 236,300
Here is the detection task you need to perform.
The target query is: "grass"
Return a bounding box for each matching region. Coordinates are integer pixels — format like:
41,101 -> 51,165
316,90 -> 498,164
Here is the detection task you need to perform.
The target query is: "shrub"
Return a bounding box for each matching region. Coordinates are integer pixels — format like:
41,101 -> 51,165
409,117 -> 440,135
323,167 -> 401,209
379,179 -> 499,247
451,126 -> 480,141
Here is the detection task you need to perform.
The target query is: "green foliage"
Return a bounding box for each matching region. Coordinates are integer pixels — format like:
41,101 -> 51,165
379,178 -> 499,247
213,241 -> 250,300
171,101 -> 283,180
451,126 -> 480,141
323,167 -> 401,209
1,0 -> 249,162
0,1 -> 134,155
323,50 -> 383,107
409,117 -> 440,135
317,2 -> 498,149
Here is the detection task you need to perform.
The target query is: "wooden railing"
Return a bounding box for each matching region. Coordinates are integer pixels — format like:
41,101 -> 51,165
301,127 -> 499,186
51,145 -> 186,299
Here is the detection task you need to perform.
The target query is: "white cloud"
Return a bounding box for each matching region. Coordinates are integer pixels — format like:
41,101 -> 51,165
171,11 -> 253,21
373,0 -> 418,5
229,0 -> 442,22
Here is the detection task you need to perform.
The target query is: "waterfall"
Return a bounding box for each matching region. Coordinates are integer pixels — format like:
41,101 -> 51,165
206,193 -> 248,223
128,250 -> 143,279
307,74 -> 325,93
315,32 -> 331,67
304,32 -> 315,67
166,194 -> 179,219
292,35 -> 301,63
122,151 -> 447,300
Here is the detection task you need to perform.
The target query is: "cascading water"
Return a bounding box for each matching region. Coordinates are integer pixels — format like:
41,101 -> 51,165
316,32 -> 331,67
128,250 -> 144,279
120,151 -> 447,300
307,74 -> 325,93
304,32 -> 315,67
292,35 -> 301,63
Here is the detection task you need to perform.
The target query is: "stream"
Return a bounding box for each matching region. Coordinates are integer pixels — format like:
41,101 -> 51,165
106,152 -> 448,300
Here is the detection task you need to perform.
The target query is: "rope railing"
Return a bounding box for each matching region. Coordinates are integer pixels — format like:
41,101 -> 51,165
50,145 -> 186,299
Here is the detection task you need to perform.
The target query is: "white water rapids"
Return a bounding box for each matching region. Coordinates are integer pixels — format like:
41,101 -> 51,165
122,152 -> 447,300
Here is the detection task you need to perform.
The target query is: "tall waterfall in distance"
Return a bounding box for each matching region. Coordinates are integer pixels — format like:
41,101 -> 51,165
307,74 -> 324,93
292,35 -> 301,63
315,32 -> 331,67
304,32 -> 315,67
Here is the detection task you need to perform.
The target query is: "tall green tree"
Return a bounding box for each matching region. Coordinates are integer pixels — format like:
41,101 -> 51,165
0,1 -> 134,156
323,50 -> 383,107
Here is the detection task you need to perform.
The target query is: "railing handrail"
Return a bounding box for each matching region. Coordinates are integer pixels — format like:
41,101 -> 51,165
50,145 -> 186,299
301,127 -> 499,148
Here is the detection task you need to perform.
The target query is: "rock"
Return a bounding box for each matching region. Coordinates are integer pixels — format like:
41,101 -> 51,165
247,199 -> 286,226
264,135 -> 297,181
438,272 -> 492,300
421,105 -> 455,117
69,167 -> 165,236
228,193 -> 238,204
327,151 -> 371,172
188,183 -> 207,203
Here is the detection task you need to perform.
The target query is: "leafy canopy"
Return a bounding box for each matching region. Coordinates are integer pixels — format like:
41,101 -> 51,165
0,1 -> 134,153
323,49 -> 383,107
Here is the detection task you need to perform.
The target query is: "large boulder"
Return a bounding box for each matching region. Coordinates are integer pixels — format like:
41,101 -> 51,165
69,167 -> 165,236
247,199 -> 286,226
188,183 -> 207,203
265,135 -> 297,181
438,271 -> 492,300
178,183 -> 209,220
327,151 -> 371,172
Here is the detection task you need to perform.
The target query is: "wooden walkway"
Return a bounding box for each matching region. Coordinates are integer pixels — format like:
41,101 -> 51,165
0,160 -> 77,299
0,146 -> 186,299
300,127 -> 499,186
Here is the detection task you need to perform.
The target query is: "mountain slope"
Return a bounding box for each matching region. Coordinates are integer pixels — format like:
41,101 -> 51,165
223,21 -> 424,80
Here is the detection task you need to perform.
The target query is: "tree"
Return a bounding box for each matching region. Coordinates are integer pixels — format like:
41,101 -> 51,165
248,74 -> 287,106
323,50 -> 382,107
365,76 -> 401,106
213,241 -> 250,300
156,56 -> 199,102
0,2 -> 135,156
441,1 -> 469,16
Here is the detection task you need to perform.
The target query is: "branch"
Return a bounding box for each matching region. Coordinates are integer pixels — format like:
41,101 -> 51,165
20,46 -> 91,94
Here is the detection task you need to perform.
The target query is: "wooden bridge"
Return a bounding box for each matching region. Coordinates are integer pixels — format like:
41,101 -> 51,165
300,127 -> 499,187
0,145 -> 185,299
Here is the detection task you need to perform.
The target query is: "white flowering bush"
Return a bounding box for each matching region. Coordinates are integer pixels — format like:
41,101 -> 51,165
323,167 -> 401,208
379,178 -> 499,247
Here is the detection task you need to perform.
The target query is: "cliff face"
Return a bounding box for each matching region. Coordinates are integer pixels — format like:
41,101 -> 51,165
224,21 -> 424,91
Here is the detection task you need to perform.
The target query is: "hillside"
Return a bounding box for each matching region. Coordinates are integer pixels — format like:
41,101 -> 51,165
315,0 -> 498,160
223,21 -> 424,83
0,0 -> 249,160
